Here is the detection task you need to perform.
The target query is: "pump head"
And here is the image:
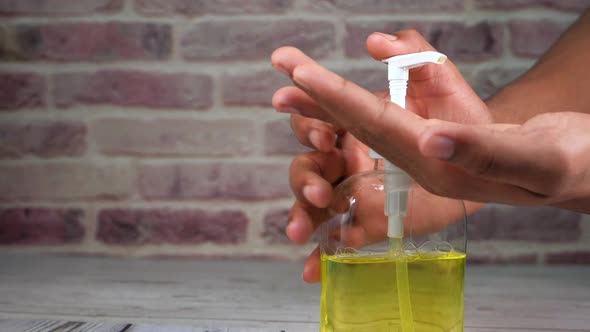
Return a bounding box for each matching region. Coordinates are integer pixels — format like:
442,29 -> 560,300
369,51 -> 448,160
383,51 -> 447,81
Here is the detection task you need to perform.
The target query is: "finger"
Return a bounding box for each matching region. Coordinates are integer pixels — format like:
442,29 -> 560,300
287,200 -> 328,245
273,86 -> 390,127
271,46 -> 315,77
289,115 -> 338,152
286,51 -> 536,205
374,90 -> 389,100
367,30 -> 436,60
366,30 -> 462,92
288,151 -> 346,244
290,150 -> 345,208
291,61 -> 425,171
273,86 -> 336,124
366,30 -> 489,124
303,246 -> 320,283
418,123 -> 556,197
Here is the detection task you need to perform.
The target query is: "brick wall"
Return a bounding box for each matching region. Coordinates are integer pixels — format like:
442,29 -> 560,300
0,0 -> 589,264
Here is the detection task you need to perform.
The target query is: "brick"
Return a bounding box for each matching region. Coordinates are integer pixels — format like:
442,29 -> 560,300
471,67 -> 528,99
94,118 -> 256,156
261,208 -> 319,244
546,251 -> 590,264
182,19 -> 336,61
97,209 -> 248,245
0,161 -> 134,201
339,68 -> 387,92
0,208 -> 84,244
510,20 -> 569,58
468,206 -> 581,242
261,208 -> 290,244
467,254 -> 537,264
54,71 -> 212,109
0,0 -> 122,16
345,21 -> 503,62
223,70 -> 291,107
135,0 -> 292,16
10,22 -> 171,61
0,25 -> 8,59
0,72 -> 45,111
308,0 -> 464,13
476,0 -> 590,11
0,25 -> 28,61
140,162 -> 291,200
0,121 -> 86,158
264,118 -> 309,155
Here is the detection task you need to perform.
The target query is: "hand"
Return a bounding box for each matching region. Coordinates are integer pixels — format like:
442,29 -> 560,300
420,112 -> 590,213
272,30 -> 489,282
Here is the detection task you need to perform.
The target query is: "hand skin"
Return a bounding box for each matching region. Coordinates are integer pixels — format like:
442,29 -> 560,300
271,10 -> 590,283
273,30 -> 490,282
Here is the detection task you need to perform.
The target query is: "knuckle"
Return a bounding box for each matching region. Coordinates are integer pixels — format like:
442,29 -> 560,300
537,145 -> 576,197
289,115 -> 307,141
291,115 -> 328,147
524,125 -> 578,197
399,29 -> 428,50
355,99 -> 391,146
289,154 -> 308,185
289,114 -> 300,133
424,118 -> 446,127
468,153 -> 497,177
290,152 -> 322,178
335,76 -> 355,96
455,141 -> 497,177
403,29 -> 421,38
289,153 -> 308,173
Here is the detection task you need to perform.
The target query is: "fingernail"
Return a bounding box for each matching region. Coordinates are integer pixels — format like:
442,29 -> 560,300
309,130 -> 322,150
302,265 -> 310,281
278,106 -> 301,115
303,185 -> 315,203
424,135 -> 455,160
376,32 -> 399,42
272,63 -> 290,77
291,70 -> 311,93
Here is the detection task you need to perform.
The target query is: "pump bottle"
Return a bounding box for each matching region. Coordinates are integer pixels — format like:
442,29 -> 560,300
319,52 -> 468,332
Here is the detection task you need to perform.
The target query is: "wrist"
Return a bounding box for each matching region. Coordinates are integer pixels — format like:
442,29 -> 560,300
484,81 -> 535,125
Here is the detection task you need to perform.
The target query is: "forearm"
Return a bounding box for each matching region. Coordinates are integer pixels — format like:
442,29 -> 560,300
488,9 -> 590,124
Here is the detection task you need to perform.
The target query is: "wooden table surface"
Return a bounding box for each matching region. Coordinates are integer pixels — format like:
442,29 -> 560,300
0,253 -> 588,332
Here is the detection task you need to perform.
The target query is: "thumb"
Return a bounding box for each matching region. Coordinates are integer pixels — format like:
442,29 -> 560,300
418,123 -> 552,195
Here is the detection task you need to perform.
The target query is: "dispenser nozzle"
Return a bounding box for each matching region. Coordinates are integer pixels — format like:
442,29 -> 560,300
369,51 -> 447,160
383,51 -> 447,74
369,51 -> 448,239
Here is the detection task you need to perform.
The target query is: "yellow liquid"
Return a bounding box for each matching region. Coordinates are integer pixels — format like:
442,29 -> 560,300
320,252 -> 465,332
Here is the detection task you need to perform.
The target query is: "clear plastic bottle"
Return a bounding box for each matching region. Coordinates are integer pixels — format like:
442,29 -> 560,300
320,159 -> 467,332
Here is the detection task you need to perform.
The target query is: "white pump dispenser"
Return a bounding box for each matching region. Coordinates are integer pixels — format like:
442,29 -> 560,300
369,51 -> 447,239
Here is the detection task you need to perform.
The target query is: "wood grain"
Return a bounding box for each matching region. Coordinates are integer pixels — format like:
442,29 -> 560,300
0,254 -> 588,331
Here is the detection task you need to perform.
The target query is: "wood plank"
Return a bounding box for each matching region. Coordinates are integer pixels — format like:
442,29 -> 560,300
3,319 -> 588,332
0,319 -> 292,332
0,254 -> 588,331
0,319 -> 128,332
